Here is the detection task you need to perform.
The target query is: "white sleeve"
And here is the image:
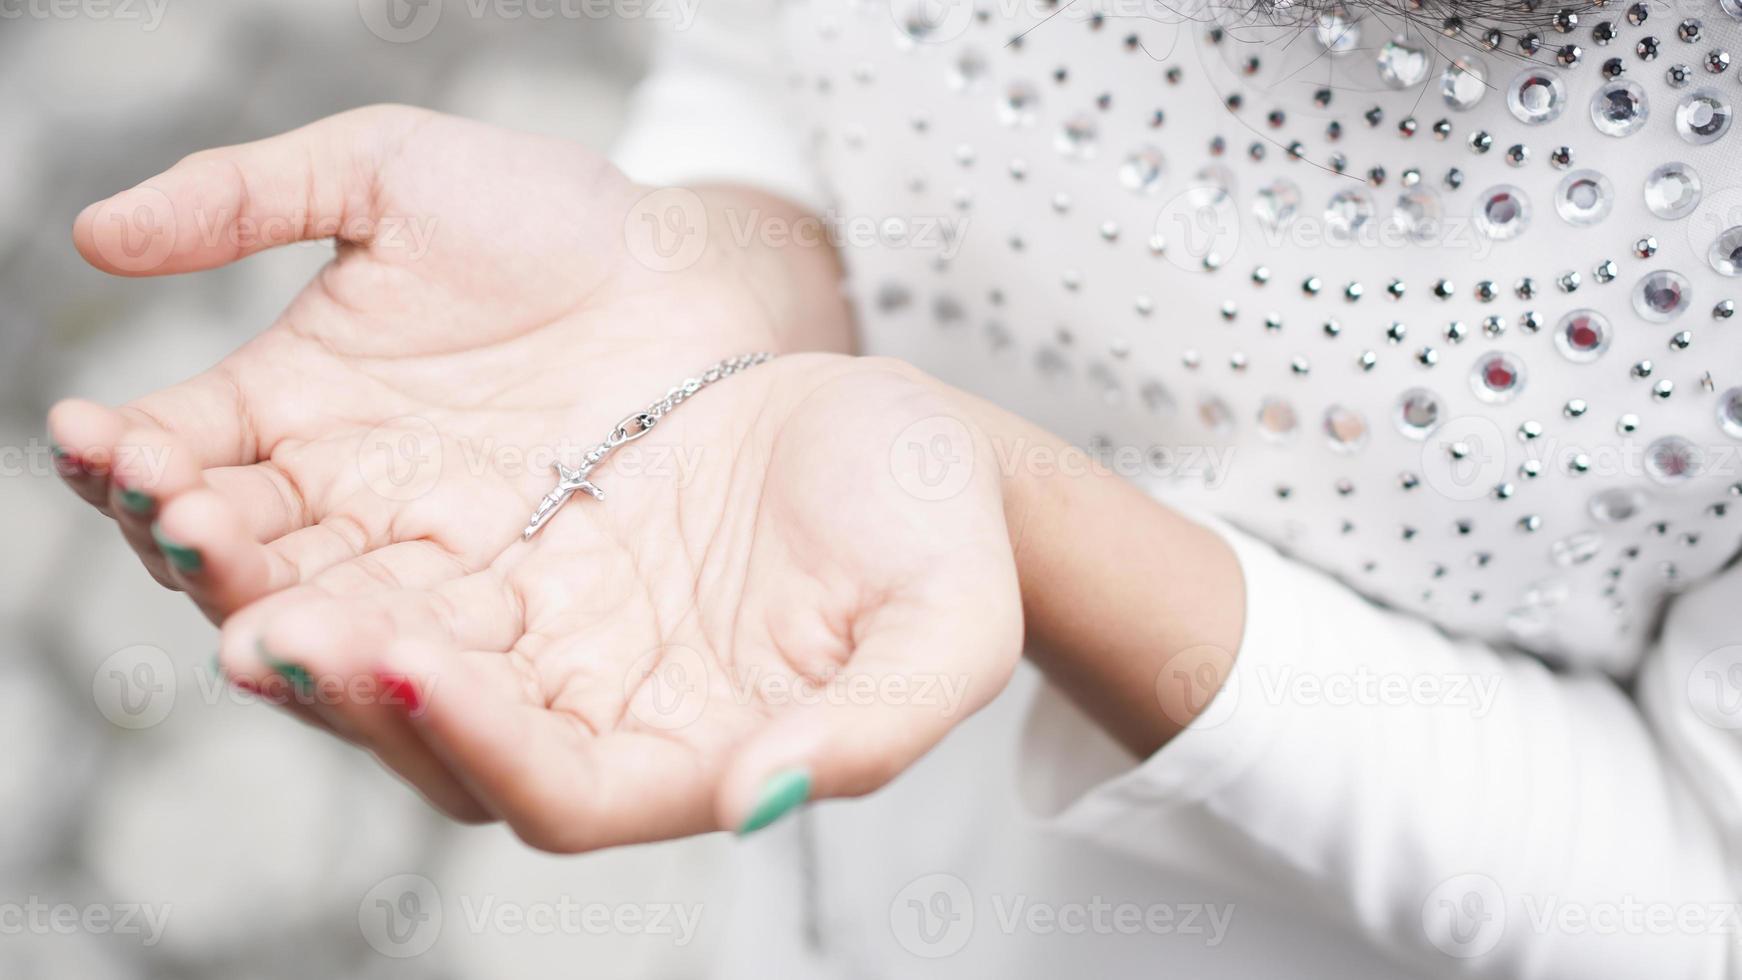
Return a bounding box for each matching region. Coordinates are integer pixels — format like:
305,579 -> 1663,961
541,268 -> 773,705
1021,519 -> 1741,979
611,0 -> 824,213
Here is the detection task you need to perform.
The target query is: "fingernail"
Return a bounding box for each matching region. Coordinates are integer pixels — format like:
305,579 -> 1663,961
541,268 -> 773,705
117,485 -> 156,515
377,672 -> 423,714
212,655 -> 258,694
737,768 -> 812,835
51,443 -> 85,478
150,522 -> 203,573
258,640 -> 314,698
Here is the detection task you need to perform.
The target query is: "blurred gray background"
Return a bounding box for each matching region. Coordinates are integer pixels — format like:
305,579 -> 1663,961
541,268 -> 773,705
2,2 -> 740,976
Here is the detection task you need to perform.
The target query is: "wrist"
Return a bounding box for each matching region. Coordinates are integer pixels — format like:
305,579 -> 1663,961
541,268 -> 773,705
946,385 -> 1248,757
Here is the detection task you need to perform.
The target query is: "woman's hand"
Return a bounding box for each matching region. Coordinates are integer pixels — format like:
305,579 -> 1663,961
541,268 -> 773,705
226,349 -> 1019,849
50,104 -> 850,618
50,106 -> 1022,844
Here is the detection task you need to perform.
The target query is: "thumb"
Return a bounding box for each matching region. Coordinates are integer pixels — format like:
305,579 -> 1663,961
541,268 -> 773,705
73,103 -> 430,277
717,602 -> 1021,835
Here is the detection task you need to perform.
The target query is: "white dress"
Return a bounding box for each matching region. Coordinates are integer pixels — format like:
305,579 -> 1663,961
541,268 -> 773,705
616,1 -> 1742,975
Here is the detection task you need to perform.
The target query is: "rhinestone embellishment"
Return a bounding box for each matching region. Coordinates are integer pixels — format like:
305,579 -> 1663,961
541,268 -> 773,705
1508,69 -> 1568,124
1675,88 -> 1733,142
1441,56 -> 1487,110
1644,436 -> 1702,483
1471,352 -> 1526,403
1643,163 -> 1702,218
1633,270 -> 1692,321
1473,185 -> 1531,240
1117,146 -> 1165,193
1395,388 -> 1444,438
1377,36 -> 1432,89
1554,310 -> 1611,361
1325,189 -> 1375,242
1554,170 -> 1613,225
1254,179 -> 1301,231
1591,79 -> 1650,136
1718,387 -> 1742,438
1709,226 -> 1742,276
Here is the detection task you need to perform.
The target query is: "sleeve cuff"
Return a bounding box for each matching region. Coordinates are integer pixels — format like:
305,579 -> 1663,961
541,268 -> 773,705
611,73 -> 826,215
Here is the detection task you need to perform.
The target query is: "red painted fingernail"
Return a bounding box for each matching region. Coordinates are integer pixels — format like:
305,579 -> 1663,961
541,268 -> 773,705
377,672 -> 422,713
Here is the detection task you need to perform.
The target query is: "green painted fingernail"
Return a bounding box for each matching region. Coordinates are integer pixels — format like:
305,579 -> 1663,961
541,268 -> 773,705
737,768 -> 811,835
258,641 -> 314,697
150,523 -> 203,573
118,487 -> 155,515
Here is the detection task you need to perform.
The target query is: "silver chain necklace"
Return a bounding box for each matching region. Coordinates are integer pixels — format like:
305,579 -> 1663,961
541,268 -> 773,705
521,352 -> 774,540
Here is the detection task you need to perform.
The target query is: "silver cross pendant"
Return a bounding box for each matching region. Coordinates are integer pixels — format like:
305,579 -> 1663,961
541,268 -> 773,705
521,461 -> 605,540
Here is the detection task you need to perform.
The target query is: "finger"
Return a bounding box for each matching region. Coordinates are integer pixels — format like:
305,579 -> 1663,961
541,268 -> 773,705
389,643 -> 723,853
72,104 -> 431,277
248,597 -> 491,823
217,537 -> 498,670
155,486 -> 397,618
208,650 -> 347,741
117,367 -> 264,470
152,488 -> 301,618
208,549 -> 513,826
159,468 -> 515,620
46,398 -> 126,512
52,364 -> 266,488
108,425 -> 203,589
202,460 -> 314,543
717,597 -> 1022,835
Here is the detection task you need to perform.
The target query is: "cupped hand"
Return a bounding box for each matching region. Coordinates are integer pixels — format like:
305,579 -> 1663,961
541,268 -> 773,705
53,104 -> 840,618
51,106 -> 1020,845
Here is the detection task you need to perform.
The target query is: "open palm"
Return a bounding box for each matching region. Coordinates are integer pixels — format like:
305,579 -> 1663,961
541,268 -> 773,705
51,106 -> 1021,847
